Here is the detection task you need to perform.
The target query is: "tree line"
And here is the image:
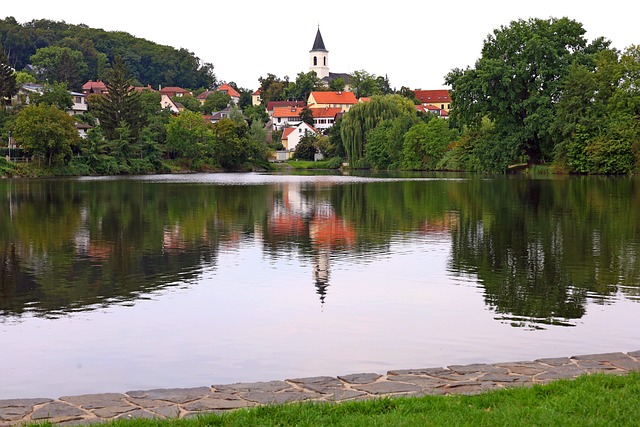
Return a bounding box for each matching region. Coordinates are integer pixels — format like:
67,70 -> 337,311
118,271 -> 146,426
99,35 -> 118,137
0,17 -> 216,90
338,17 -> 640,174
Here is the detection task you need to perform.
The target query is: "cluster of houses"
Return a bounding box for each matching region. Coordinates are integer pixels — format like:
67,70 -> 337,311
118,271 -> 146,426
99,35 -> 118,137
7,27 -> 451,158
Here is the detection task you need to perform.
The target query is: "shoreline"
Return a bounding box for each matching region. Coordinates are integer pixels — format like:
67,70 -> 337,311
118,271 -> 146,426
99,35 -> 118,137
2,350 -> 639,426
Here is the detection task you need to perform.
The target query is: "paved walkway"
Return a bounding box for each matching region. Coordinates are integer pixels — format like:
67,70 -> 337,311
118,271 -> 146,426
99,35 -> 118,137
2,350 -> 639,426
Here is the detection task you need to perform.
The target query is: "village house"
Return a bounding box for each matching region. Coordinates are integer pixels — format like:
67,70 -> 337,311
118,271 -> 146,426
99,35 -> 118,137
160,94 -> 183,114
307,91 -> 357,112
272,106 -> 304,130
216,84 -> 241,104
159,86 -> 191,98
281,121 -> 317,152
310,107 -> 341,131
82,80 -> 107,95
414,89 -> 451,112
252,89 -> 262,106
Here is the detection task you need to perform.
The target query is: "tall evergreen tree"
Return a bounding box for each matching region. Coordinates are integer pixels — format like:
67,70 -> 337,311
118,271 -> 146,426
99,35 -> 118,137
0,50 -> 19,110
92,56 -> 145,141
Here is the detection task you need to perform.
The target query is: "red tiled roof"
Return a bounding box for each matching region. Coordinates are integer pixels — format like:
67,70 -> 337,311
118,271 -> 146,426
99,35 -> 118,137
273,106 -> 305,118
196,90 -> 216,100
159,86 -> 191,96
267,100 -> 306,112
309,91 -> 357,105
253,89 -> 262,95
82,80 -> 107,93
217,84 -> 240,98
414,89 -> 450,103
310,107 -> 342,118
281,127 -> 296,140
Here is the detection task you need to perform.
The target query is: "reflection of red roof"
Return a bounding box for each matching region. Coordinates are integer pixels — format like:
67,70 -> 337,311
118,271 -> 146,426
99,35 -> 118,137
310,212 -> 355,248
270,214 -> 306,236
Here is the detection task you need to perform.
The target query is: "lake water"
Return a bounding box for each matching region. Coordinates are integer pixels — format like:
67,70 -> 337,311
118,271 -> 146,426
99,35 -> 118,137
1,172 -> 639,399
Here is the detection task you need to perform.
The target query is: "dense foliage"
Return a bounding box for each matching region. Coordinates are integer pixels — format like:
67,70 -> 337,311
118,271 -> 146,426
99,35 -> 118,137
0,17 -> 216,90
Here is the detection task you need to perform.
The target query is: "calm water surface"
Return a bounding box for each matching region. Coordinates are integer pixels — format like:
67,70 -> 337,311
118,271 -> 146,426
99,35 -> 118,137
1,172 -> 639,398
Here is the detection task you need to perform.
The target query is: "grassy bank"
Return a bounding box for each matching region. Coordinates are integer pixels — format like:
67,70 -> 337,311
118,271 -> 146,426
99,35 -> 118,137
34,372 -> 640,426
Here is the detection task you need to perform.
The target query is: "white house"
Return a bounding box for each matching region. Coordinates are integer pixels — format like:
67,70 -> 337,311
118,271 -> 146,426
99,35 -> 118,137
69,91 -> 88,115
281,122 -> 317,152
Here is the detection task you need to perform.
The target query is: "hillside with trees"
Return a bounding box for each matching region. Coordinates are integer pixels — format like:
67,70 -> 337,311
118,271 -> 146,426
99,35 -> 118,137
0,17 -> 216,91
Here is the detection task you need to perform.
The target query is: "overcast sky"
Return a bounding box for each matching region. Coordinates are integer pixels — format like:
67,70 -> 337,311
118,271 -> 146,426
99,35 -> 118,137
2,1 -> 637,91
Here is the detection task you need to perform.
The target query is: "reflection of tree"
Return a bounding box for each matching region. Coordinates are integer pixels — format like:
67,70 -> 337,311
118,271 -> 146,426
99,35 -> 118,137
0,180 -> 271,317
449,177 -> 640,327
1,176 -> 638,322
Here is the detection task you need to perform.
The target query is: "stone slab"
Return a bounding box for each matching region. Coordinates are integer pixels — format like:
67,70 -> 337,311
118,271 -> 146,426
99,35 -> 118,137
125,387 -> 211,404
30,402 -> 86,421
338,373 -> 382,384
213,381 -> 291,393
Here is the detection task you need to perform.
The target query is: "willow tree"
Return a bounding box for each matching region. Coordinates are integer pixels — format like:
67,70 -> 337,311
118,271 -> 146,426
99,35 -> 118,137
340,94 -> 416,165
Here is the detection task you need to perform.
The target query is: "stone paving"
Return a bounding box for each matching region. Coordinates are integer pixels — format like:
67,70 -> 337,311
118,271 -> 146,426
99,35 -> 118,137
2,351 -> 639,426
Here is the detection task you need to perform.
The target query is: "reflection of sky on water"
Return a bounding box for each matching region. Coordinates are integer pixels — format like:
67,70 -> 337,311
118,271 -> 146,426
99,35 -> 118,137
2,234 -> 639,399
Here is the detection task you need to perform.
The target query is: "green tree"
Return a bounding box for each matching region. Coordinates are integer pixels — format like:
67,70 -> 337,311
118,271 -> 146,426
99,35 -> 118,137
1,50 -> 18,110
329,77 -> 345,92
402,119 -> 458,170
445,17 -> 608,168
211,117 -> 250,169
203,91 -> 231,114
165,109 -> 213,164
14,70 -> 35,85
92,56 -> 146,142
364,113 -> 419,169
293,135 -> 317,160
286,71 -> 322,101
13,103 -> 79,166
243,104 -> 268,126
31,82 -> 73,110
258,73 -> 288,104
299,106 -> 314,126
175,94 -> 201,113
341,94 -> 416,165
350,70 -> 382,98
30,46 -> 88,89
553,46 -> 640,174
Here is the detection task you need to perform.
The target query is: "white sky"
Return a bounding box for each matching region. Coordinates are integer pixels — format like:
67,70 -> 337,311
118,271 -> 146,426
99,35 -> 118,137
2,1 -> 637,91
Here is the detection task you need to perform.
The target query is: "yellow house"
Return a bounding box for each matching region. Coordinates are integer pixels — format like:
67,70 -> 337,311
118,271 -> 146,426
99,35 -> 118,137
307,91 -> 357,113
414,89 -> 451,112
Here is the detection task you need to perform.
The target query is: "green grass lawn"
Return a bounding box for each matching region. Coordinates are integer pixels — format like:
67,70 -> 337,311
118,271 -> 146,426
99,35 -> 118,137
36,372 -> 640,426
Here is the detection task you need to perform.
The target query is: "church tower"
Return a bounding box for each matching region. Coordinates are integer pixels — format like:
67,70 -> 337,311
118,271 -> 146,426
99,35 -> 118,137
309,27 -> 329,79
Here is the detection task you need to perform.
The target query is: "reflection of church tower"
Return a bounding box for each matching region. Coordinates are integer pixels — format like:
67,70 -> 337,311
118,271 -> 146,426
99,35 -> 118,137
313,250 -> 330,304
309,26 -> 329,79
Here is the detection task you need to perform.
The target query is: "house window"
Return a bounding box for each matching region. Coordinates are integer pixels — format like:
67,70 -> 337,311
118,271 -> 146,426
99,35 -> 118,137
441,104 -> 444,109
323,57 -> 326,66
314,56 -> 318,66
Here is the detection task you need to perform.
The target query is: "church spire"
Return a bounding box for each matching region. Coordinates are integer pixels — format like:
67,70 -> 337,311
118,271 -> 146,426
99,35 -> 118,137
311,26 -> 327,52
310,26 -> 329,79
